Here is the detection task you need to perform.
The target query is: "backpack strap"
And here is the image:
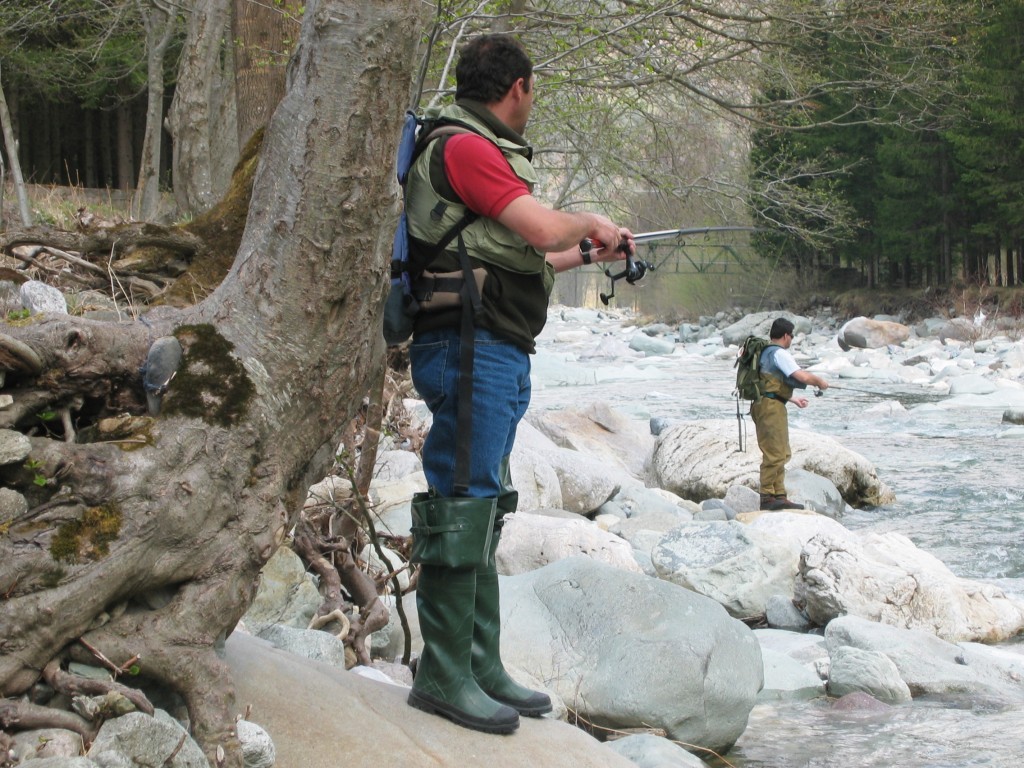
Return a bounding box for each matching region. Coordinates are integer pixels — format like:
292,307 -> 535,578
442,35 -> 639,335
412,123 -> 490,496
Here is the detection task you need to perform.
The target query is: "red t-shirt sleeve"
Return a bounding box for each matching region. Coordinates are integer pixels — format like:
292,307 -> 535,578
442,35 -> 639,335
443,133 -> 530,219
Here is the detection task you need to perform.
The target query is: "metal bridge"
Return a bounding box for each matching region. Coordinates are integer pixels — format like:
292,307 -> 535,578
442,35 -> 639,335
630,226 -> 762,275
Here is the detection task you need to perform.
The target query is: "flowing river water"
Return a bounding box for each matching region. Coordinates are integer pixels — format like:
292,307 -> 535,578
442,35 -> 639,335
527,310 -> 1024,768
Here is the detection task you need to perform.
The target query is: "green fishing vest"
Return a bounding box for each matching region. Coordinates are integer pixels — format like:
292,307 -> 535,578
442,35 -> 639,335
405,101 -> 555,352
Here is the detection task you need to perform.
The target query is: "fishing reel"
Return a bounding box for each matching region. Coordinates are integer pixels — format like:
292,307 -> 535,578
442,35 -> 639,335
598,242 -> 655,305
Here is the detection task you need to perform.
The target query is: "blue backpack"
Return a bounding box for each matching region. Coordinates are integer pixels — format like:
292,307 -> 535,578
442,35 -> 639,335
383,112 -> 479,346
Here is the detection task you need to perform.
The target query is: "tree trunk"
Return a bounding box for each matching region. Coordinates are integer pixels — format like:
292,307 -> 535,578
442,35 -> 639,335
0,65 -> 33,227
134,0 -> 177,221
169,0 -> 237,216
231,0 -> 303,150
116,102 -> 134,192
0,1 -> 426,764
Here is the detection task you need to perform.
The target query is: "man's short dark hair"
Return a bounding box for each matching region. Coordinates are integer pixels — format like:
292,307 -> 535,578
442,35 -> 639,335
770,318 -> 795,340
455,34 -> 533,103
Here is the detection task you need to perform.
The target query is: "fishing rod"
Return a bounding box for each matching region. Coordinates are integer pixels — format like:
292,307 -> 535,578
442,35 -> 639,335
587,225 -> 759,305
815,383 -> 893,397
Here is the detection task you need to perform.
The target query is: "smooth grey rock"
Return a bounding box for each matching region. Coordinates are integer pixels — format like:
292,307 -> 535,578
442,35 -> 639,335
652,419 -> 895,508
0,487 -> 28,522
797,532 -> 1024,643
837,317 -> 910,349
242,546 -> 321,634
20,279 -> 67,315
527,402 -> 655,481
226,633 -> 637,768
759,647 -> 827,701
724,484 -> 760,514
256,624 -> 349,668
605,733 -> 708,767
827,645 -> 912,704
0,428 -> 32,466
765,594 -> 812,632
236,719 -> 276,768
1003,409 -> 1024,425
496,511 -> 642,576
824,615 -> 1024,703
12,729 -> 85,762
88,711 -> 206,768
501,556 -> 762,753
720,311 -> 812,347
653,521 -> 797,620
629,333 -> 676,356
700,498 -> 737,520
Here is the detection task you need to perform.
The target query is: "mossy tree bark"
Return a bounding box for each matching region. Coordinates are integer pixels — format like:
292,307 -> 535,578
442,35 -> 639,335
0,1 -> 426,764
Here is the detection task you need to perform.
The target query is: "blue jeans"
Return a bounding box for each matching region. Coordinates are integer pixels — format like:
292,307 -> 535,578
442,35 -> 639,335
410,327 -> 531,498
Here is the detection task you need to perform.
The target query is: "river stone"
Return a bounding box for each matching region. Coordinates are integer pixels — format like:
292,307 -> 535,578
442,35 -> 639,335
89,710 -> 206,768
724,483 -> 760,514
720,311 -> 812,346
526,402 -> 655,481
237,719 -> 276,768
605,733 -> 708,767
0,428 -> 32,466
652,419 -> 895,507
242,546 -> 321,633
11,729 -> 85,762
824,615 -> 1024,703
629,333 -> 676,356
837,317 -> 910,350
0,487 -> 28,522
511,419 -> 632,514
496,511 -> 643,576
827,645 -> 912,704
500,556 -> 762,753
652,521 -> 797,620
758,647 -> 826,701
19,279 -> 67,315
256,624 -> 349,668
948,374 -> 997,395
765,594 -> 812,632
226,633 -> 637,768
797,531 -> 1024,643
1002,408 -> 1024,425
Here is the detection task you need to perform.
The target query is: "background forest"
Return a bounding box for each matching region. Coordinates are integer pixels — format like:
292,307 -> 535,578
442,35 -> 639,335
3,0 -> 1023,310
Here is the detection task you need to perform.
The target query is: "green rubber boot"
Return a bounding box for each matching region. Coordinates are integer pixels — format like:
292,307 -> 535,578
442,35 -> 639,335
408,494 -> 519,734
471,458 -> 553,717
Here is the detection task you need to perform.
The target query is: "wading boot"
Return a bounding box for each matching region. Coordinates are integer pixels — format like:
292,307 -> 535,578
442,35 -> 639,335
408,493 -> 519,734
470,458 -> 553,717
772,495 -> 804,510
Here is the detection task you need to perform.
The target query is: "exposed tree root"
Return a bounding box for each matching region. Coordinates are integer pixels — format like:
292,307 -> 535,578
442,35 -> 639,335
0,698 -> 94,741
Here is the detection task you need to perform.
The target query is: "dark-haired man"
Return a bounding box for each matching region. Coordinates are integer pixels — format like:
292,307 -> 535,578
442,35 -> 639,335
404,34 -> 634,734
751,318 -> 829,511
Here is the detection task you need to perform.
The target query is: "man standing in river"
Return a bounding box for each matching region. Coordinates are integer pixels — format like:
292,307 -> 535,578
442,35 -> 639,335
403,33 -> 635,734
751,318 -> 829,510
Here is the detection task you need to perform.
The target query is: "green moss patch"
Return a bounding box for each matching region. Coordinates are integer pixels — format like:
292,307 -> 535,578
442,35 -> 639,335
162,324 -> 254,427
50,505 -> 123,564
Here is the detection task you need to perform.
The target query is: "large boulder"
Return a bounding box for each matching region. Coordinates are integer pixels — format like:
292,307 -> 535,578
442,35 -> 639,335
525,402 -> 655,481
496,511 -> 643,576
836,316 -> 911,350
651,521 -> 797,620
720,311 -> 812,347
226,633 -> 637,768
651,419 -> 895,507
511,420 -> 633,513
500,556 -> 762,754
797,532 -> 1024,643
824,615 -> 1024,704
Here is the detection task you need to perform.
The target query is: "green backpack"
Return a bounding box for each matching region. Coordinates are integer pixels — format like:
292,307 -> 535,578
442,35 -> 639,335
734,335 -> 775,402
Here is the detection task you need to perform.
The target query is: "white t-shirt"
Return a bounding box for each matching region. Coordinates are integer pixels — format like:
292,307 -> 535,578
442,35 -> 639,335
771,346 -> 800,378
